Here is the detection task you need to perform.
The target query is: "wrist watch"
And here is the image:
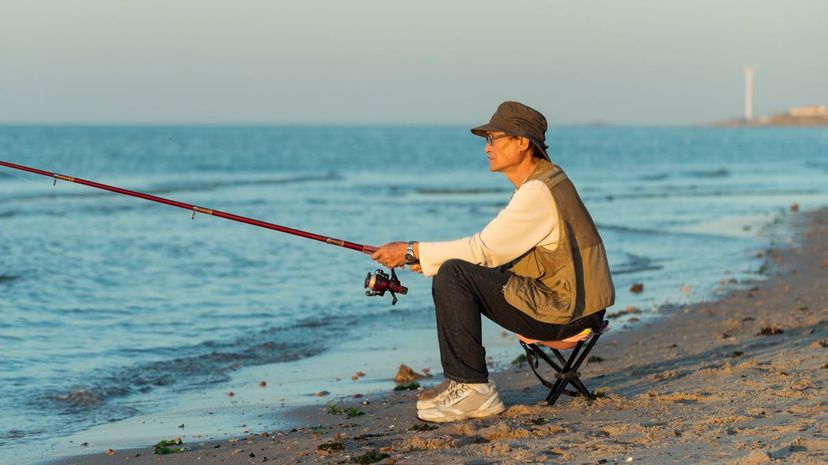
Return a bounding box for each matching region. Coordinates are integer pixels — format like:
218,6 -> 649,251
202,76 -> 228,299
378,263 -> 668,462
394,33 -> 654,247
405,241 -> 419,264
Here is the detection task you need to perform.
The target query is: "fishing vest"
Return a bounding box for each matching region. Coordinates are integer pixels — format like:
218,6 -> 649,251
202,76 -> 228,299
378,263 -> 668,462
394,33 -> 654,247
503,159 -> 615,324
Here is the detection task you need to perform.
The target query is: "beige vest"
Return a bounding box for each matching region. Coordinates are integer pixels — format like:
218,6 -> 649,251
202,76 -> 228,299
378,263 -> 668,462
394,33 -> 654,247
503,160 -> 615,324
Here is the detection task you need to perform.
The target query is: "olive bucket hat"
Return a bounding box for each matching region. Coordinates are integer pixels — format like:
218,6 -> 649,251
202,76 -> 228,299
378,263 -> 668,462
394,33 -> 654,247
471,101 -> 550,161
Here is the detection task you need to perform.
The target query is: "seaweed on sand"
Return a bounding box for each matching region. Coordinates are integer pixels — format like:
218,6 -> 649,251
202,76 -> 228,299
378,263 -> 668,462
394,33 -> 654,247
154,438 -> 185,455
351,449 -> 389,464
393,382 -> 420,391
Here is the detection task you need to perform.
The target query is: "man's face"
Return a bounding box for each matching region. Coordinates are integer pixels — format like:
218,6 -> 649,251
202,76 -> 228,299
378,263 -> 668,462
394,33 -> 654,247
485,131 -> 527,173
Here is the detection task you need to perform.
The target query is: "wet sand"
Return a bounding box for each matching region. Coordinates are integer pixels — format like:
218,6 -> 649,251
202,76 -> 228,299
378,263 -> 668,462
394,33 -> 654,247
48,209 -> 828,465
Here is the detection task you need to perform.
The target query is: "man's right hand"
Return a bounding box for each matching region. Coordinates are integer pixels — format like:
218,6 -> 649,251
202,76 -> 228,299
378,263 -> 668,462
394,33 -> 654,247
409,263 -> 423,274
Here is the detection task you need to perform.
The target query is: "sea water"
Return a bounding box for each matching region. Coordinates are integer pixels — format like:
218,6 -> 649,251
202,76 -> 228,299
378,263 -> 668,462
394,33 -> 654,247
1,125 -> 827,463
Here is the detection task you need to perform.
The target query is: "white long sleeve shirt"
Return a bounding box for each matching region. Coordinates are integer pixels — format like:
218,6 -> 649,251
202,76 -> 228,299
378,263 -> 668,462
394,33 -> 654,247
418,179 -> 560,277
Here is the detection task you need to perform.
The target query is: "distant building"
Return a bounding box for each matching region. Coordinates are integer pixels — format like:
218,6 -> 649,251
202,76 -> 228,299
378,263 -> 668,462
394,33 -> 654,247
713,69 -> 828,126
788,105 -> 828,117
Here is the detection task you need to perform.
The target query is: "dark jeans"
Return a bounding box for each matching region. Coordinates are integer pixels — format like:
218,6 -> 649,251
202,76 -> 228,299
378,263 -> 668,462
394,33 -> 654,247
432,259 -> 605,384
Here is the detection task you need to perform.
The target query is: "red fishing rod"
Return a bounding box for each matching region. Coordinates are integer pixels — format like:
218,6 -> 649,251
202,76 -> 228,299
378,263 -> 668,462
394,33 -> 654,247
0,160 -> 407,304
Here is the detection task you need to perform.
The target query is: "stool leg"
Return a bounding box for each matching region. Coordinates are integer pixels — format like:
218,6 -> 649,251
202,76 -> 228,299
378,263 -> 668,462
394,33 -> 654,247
546,340 -> 588,405
572,333 -> 603,370
525,330 -> 607,406
568,377 -> 595,400
532,346 -> 564,373
558,341 -> 584,376
563,333 -> 605,400
545,378 -> 568,405
550,348 -> 568,366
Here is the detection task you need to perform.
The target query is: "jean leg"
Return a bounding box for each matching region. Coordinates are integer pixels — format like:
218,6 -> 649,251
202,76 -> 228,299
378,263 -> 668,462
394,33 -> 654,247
431,259 -> 497,383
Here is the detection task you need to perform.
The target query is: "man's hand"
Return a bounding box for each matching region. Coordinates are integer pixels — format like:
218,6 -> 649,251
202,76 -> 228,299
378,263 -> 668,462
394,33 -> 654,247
408,263 -> 423,274
370,241 -> 408,269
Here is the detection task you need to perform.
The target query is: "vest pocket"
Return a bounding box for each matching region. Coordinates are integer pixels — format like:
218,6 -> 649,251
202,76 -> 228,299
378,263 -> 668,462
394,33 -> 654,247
505,274 -> 575,322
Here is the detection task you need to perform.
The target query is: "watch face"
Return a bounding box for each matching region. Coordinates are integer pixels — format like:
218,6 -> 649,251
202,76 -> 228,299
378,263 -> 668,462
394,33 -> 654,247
405,253 -> 416,264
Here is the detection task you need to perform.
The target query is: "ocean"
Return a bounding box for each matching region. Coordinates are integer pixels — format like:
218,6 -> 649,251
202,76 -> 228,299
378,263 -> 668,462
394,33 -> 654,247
1,125 -> 827,464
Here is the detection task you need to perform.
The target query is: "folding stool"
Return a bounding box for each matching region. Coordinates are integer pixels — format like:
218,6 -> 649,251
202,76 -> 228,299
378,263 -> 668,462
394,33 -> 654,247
517,319 -> 609,406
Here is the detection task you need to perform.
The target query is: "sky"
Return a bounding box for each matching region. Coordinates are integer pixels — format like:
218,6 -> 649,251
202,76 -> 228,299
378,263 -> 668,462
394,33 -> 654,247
1,0 -> 826,125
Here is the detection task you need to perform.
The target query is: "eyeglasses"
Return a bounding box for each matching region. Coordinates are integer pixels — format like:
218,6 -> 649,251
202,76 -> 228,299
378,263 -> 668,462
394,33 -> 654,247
485,134 -> 512,146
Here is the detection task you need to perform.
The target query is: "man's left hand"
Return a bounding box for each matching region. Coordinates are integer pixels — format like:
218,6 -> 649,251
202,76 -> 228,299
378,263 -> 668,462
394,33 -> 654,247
371,241 -> 408,269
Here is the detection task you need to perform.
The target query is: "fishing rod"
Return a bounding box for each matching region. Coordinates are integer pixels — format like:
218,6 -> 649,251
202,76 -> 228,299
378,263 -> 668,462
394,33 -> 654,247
0,160 -> 407,304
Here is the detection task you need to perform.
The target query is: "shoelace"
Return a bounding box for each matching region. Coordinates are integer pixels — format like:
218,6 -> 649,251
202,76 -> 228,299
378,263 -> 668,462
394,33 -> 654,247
442,381 -> 474,405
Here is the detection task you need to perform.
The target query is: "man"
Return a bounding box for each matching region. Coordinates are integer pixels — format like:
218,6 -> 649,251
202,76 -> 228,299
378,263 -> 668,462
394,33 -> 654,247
371,101 -> 615,423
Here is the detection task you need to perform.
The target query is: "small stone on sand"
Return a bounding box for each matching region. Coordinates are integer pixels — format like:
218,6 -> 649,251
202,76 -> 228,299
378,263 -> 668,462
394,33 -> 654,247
226,391 -> 235,397
315,390 -> 330,397
259,381 -> 267,387
630,283 -> 644,293
105,449 -> 116,456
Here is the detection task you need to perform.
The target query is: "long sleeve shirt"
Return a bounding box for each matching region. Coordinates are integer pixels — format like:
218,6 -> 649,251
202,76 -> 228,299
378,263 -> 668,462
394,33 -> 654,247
418,179 -> 560,277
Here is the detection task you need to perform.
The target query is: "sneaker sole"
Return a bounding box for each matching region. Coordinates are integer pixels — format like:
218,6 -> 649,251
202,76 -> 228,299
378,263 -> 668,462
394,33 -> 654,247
417,399 -> 506,423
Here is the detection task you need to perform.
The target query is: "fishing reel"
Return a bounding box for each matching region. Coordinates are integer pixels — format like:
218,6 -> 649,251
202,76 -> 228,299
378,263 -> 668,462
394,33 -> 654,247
364,268 -> 408,305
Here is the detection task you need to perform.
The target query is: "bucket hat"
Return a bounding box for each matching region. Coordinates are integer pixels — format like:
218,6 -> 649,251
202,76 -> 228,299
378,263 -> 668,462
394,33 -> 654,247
471,101 -> 549,160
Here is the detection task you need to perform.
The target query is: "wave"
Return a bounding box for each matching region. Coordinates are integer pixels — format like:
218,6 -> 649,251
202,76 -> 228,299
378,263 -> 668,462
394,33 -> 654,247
597,223 -> 672,236
597,223 -> 749,242
611,253 -> 663,275
1,314 -> 351,448
637,173 -> 670,181
631,169 -> 728,182
415,187 -> 509,195
6,302 -> 418,450
589,187 -> 820,202
146,171 -> 340,196
805,161 -> 828,172
52,389 -> 104,407
0,172 -> 341,206
0,427 -> 46,446
683,168 -> 729,178
36,313 -> 353,413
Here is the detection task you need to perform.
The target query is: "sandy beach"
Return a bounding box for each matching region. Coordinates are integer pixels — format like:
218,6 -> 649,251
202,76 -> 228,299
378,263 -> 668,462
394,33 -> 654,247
47,208 -> 827,465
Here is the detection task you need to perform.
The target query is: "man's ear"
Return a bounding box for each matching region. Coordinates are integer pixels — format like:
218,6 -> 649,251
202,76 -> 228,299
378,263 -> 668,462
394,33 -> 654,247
518,137 -> 532,152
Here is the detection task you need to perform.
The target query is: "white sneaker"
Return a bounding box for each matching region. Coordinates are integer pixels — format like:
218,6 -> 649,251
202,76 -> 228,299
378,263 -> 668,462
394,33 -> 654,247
417,381 -> 505,423
417,380 -> 499,410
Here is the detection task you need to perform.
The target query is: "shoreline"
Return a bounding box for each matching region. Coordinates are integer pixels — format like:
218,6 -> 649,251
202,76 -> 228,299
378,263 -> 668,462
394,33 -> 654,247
45,207 -> 827,464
